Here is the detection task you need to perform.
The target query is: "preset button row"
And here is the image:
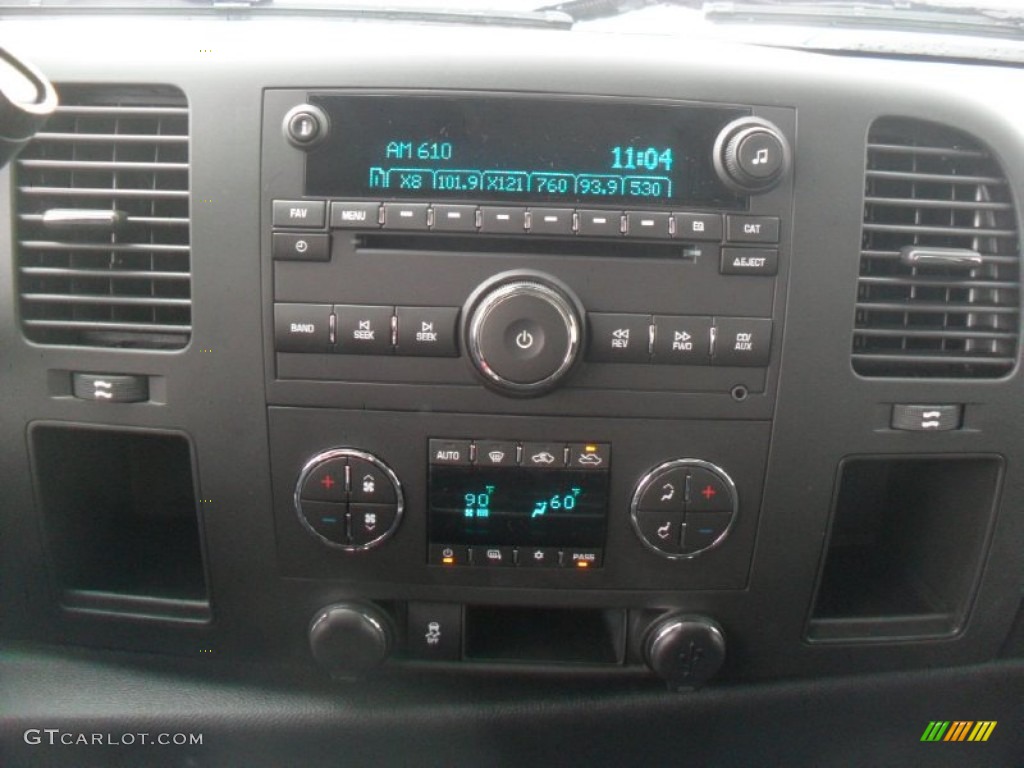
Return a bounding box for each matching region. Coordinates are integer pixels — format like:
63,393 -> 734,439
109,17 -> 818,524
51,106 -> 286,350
274,199 -> 783,244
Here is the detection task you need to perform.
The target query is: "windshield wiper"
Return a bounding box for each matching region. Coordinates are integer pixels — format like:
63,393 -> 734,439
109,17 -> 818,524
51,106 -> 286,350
703,1 -> 1024,40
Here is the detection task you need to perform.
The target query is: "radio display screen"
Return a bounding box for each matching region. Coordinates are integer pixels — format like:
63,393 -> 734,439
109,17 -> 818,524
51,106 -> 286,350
428,466 -> 608,548
305,94 -> 747,209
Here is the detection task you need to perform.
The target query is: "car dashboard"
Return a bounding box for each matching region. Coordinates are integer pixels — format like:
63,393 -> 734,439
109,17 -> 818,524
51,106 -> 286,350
0,8 -> 1022,767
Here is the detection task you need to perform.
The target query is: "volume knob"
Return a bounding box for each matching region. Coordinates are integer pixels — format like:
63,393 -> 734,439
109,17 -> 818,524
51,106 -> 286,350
714,117 -> 790,194
463,270 -> 584,397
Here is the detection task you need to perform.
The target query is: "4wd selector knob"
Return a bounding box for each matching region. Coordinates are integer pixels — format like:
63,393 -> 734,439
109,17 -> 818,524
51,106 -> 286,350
463,271 -> 584,396
713,117 -> 791,194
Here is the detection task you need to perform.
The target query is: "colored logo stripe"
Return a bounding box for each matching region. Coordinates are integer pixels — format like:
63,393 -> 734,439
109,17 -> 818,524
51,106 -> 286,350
922,721 -> 997,742
968,722 -> 997,742
944,721 -> 973,741
921,722 -> 950,742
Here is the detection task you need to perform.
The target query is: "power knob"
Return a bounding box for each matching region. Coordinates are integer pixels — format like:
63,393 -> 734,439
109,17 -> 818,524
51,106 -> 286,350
309,602 -> 393,678
463,270 -> 585,397
713,117 -> 791,194
644,614 -> 726,690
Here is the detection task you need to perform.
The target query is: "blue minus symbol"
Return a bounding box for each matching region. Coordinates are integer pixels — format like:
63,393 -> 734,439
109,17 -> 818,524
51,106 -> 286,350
321,516 -> 338,524
699,528 -> 713,534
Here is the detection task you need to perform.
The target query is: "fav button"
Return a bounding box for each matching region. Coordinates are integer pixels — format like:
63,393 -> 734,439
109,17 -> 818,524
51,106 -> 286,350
272,199 -> 326,228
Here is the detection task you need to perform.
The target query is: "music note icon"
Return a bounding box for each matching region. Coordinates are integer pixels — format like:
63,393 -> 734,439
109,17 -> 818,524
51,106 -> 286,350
751,148 -> 769,165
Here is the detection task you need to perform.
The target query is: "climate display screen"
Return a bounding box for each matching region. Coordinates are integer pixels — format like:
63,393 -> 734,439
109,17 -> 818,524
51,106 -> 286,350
305,94 -> 747,208
428,467 -> 608,548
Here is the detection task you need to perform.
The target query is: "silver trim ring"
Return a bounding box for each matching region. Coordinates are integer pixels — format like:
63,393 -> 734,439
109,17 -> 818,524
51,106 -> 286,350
629,458 -> 739,560
467,280 -> 581,394
294,448 -> 404,552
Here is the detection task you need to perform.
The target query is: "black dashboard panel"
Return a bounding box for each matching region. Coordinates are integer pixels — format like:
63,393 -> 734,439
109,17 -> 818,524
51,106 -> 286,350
1,9 -> 1022,766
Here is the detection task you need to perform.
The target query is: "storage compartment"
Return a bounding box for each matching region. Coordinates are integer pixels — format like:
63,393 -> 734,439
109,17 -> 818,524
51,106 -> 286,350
465,606 -> 625,664
30,424 -> 210,621
807,456 -> 1001,641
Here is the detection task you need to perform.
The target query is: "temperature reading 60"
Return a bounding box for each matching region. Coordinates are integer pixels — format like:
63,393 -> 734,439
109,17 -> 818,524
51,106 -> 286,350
531,487 -> 582,518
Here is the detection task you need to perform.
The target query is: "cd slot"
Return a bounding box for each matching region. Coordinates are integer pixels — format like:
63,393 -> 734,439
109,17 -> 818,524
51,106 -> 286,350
355,233 -> 703,260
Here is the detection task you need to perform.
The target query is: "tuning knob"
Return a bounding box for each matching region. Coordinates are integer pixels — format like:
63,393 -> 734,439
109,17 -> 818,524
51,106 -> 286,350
463,270 -> 584,397
713,117 -> 791,194
309,602 -> 393,677
644,614 -> 726,689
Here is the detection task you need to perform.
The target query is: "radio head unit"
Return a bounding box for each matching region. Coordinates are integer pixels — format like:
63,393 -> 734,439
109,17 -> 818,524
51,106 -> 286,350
303,93 -> 750,209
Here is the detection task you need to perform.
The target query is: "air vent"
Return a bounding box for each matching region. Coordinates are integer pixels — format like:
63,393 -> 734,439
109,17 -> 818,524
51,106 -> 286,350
854,117 -> 1020,377
14,85 -> 190,349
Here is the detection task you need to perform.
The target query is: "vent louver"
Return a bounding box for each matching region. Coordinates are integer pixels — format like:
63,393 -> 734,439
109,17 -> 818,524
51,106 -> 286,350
14,85 -> 190,349
854,117 -> 1020,377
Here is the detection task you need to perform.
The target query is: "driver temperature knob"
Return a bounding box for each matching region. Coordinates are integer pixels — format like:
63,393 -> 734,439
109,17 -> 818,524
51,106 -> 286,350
463,270 -> 585,397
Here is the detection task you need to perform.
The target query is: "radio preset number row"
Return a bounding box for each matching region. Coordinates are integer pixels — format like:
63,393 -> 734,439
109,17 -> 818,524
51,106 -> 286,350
271,199 -> 780,244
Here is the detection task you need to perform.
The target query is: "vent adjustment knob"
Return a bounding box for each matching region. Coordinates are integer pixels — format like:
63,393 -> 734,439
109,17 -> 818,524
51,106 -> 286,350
644,614 -> 726,689
714,118 -> 791,194
309,602 -> 393,678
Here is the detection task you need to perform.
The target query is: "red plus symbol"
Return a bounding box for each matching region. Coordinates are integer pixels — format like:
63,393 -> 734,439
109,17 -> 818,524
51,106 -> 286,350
320,474 -> 336,490
701,485 -> 717,500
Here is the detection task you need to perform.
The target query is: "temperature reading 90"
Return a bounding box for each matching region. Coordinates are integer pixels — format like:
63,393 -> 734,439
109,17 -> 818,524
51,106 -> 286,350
611,146 -> 674,172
